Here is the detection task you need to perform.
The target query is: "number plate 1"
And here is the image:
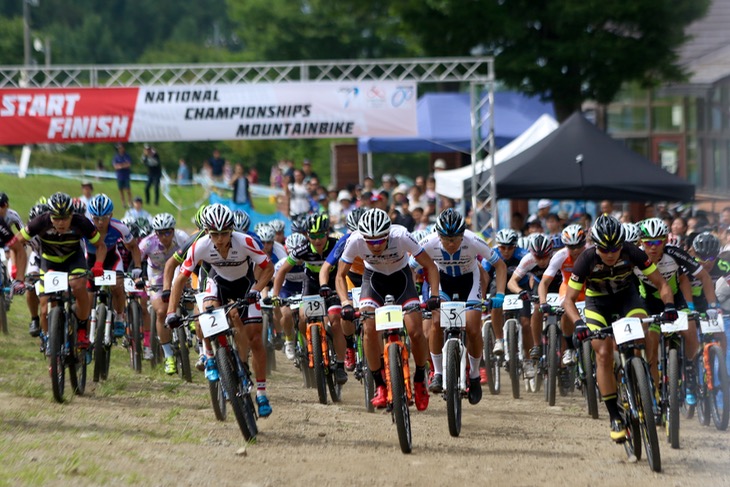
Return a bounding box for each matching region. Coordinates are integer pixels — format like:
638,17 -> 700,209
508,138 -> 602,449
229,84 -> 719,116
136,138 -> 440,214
44,271 -> 68,293
699,317 -> 725,334
661,311 -> 689,333
503,294 -> 522,311
302,295 -> 326,319
440,301 -> 466,328
94,270 -> 117,286
198,308 -> 229,338
375,305 -> 404,331
612,317 -> 644,345
351,287 -> 362,309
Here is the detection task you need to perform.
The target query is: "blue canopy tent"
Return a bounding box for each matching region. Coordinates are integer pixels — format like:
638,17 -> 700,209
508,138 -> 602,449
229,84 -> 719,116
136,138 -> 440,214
357,91 -> 554,154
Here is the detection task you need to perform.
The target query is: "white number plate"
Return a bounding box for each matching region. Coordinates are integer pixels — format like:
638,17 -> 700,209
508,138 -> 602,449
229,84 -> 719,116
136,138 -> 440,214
699,317 -> 725,334
44,271 -> 68,293
198,308 -> 229,338
351,287 -> 362,309
124,278 -> 137,293
612,317 -> 645,345
195,293 -> 206,311
661,311 -> 689,333
503,294 -> 523,311
440,301 -> 466,328
375,305 -> 404,331
575,301 -> 586,319
302,295 -> 326,319
94,270 -> 116,286
288,294 -> 302,310
545,293 -> 561,306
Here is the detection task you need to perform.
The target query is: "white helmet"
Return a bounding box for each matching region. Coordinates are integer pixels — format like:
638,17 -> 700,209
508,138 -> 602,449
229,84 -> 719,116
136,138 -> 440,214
639,218 -> 669,239
151,212 -> 176,231
495,228 -> 519,246
269,219 -> 285,233
411,229 -> 429,245
285,232 -> 307,251
527,233 -> 553,258
256,224 -> 275,243
203,204 -> 234,232
358,208 -> 391,238
622,222 -> 641,244
233,210 -> 250,232
560,224 -> 586,246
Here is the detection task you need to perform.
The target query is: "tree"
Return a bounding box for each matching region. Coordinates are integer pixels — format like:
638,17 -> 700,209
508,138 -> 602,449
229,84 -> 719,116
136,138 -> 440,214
393,0 -> 711,121
0,17 -> 24,65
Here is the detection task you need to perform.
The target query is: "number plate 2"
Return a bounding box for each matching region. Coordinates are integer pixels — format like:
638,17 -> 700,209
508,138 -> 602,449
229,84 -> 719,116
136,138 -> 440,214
440,301 -> 466,328
375,305 -> 404,331
198,308 -> 229,338
612,317 -> 644,345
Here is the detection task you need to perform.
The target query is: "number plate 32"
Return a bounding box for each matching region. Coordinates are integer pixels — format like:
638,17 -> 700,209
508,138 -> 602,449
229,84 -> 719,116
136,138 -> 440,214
198,308 -> 229,338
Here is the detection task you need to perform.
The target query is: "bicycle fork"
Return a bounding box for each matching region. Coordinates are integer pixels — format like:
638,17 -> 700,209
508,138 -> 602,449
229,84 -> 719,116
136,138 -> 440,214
305,322 -> 330,369
383,336 -> 412,404
442,336 -> 467,393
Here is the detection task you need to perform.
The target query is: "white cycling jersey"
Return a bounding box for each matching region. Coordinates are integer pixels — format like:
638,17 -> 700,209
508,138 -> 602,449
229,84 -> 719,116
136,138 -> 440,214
410,229 -> 497,276
139,229 -> 189,285
180,231 -> 270,281
341,224 -> 422,275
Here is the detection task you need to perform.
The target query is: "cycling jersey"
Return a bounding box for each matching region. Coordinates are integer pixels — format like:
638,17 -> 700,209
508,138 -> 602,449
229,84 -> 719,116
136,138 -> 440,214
569,243 -> 656,297
85,218 -> 133,255
269,241 -> 288,265
327,233 -> 364,287
286,236 -> 339,278
180,232 -> 270,282
274,257 -> 304,297
412,230 -> 498,276
0,218 -> 15,247
341,225 -> 422,275
173,229 -> 262,264
512,252 -> 561,292
634,245 -> 700,299
21,213 -> 99,263
3,209 -> 23,232
139,229 -> 190,286
483,245 -> 529,288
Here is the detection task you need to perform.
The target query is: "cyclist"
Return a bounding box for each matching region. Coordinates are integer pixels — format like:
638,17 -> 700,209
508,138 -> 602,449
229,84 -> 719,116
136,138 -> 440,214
166,204 -> 274,417
272,232 -> 308,360
139,213 -> 190,371
563,215 -> 675,442
623,222 -> 641,245
413,208 -> 506,405
336,208 -> 440,411
16,192 -> 105,348
507,233 -> 559,379
483,228 -> 527,356
255,223 -> 287,350
318,207 -> 366,371
86,194 -> 143,339
25,203 -> 48,337
271,213 -> 350,386
269,219 -> 286,245
537,224 -> 588,367
636,218 -> 717,403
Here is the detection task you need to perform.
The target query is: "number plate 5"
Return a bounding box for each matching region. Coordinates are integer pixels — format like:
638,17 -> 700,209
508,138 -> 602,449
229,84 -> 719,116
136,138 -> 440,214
612,317 -> 644,345
375,305 -> 404,331
440,301 -> 466,328
198,308 -> 229,338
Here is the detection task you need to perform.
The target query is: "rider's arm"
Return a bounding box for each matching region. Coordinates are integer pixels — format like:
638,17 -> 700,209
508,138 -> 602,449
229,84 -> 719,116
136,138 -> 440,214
167,269 -> 187,314
124,238 -> 142,269
647,269 -> 673,306
537,274 -> 554,304
492,258 -> 507,296
272,258 -> 294,296
678,273 -> 694,309
251,260 -> 274,293
563,283 -> 582,325
507,254 -> 530,294
6,236 -> 26,281
507,271 -> 522,294
414,251 -> 439,299
697,268 -> 718,306
336,261 -> 352,304
93,239 -> 107,265
319,261 -> 332,288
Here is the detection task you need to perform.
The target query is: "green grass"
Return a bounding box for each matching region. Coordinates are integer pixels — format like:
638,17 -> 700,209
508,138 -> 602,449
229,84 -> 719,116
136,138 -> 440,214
0,173 -> 277,231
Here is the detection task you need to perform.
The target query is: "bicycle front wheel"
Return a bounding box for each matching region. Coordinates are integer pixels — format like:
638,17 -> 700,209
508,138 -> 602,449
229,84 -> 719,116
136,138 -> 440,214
216,346 -> 254,441
581,340 -> 599,419
310,324 -> 328,405
389,343 -> 412,454
48,306 -> 66,403
708,344 -> 729,430
506,320 -> 520,399
208,377 -> 227,421
68,313 -> 86,396
362,355 -> 375,413
0,292 -> 7,334
129,301 -> 143,373
482,321 -> 500,395
176,327 -> 192,383
667,348 -> 681,449
445,339 -> 462,437
630,357 -> 661,472
326,335 -> 341,403
546,325 -> 559,406
93,303 -> 107,382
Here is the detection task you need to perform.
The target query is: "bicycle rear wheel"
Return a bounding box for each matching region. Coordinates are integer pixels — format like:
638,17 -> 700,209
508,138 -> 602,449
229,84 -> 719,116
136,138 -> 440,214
482,321 -> 500,395
208,378 -> 227,421
506,320 -> 520,399
93,304 -> 108,382
0,292 -> 7,334
128,301 -> 143,373
389,343 -> 412,453
546,325 -> 559,406
216,346 -> 254,440
48,306 -> 66,403
708,344 -> 729,430
667,348 -> 681,449
310,324 -> 328,404
582,340 -> 599,419
68,313 -> 86,396
149,308 -> 161,369
630,357 -> 661,472
445,339 -> 462,437
619,377 -> 642,462
326,335 -> 341,403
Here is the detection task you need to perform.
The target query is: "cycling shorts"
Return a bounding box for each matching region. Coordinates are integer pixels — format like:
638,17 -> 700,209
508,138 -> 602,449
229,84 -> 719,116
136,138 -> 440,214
26,250 -> 40,276
38,252 -> 88,294
204,274 -> 262,323
360,264 -> 419,308
302,274 -> 341,313
584,287 -> 646,332
438,271 -> 481,305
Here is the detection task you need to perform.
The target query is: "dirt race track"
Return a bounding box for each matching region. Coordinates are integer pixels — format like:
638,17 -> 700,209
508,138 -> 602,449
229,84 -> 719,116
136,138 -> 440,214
1,341 -> 730,487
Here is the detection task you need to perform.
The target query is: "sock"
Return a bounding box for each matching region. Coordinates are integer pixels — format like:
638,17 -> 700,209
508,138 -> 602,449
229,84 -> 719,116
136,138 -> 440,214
256,379 -> 266,397
345,334 -> 355,348
468,354 -> 481,379
371,368 -> 386,388
564,336 -> 574,350
414,365 -> 426,383
161,343 -> 174,358
77,319 -> 88,331
143,331 -> 150,347
430,353 -> 443,374
604,394 -> 620,421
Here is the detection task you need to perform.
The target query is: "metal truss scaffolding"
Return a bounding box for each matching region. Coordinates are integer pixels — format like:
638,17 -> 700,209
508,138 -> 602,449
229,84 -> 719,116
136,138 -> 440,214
0,57 -> 496,232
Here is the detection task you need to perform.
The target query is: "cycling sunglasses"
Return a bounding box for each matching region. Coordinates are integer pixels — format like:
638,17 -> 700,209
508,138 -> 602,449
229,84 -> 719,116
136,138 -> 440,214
699,255 -> 717,263
308,232 -> 327,240
156,229 -> 174,236
365,237 -> 388,246
597,245 -> 622,254
207,230 -> 231,238
641,238 -> 665,247
567,244 -> 584,251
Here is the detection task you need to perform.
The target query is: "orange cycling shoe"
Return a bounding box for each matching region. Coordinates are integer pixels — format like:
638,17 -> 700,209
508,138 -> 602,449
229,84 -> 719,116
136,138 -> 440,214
414,380 -> 429,411
371,385 -> 388,409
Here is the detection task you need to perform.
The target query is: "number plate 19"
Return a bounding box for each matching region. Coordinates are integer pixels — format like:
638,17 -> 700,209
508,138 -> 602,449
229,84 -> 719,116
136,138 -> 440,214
375,305 -> 404,331
198,308 -> 229,338
302,295 -> 326,319
440,301 -> 466,328
44,271 -> 68,293
612,317 -> 644,345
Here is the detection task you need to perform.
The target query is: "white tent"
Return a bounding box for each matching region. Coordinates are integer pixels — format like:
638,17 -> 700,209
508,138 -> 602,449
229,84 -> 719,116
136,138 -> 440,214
435,114 -> 559,200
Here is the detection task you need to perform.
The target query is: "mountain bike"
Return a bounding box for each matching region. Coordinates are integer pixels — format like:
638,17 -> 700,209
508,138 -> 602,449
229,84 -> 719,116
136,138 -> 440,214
537,293 -> 563,406
300,295 -> 341,405
123,277 -> 145,373
481,300 -> 501,395
587,314 -> 664,473
89,270 -> 118,382
44,271 -> 88,403
573,301 -> 599,419
657,310 -> 689,449
350,287 -> 375,412
692,312 -> 729,430
261,301 -> 278,375
172,287 -> 196,383
0,249 -> 14,334
187,299 -> 258,440
439,300 -> 473,437
502,294 -> 525,399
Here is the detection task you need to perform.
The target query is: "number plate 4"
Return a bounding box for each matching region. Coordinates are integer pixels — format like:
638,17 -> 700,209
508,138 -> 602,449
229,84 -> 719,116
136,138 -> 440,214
612,317 -> 644,345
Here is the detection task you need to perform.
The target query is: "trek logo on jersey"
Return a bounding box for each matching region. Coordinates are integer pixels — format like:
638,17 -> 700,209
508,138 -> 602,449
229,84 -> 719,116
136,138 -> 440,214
365,251 -> 403,265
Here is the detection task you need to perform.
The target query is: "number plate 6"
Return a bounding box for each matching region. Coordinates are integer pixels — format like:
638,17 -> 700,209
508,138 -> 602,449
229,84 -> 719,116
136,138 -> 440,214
44,271 -> 68,293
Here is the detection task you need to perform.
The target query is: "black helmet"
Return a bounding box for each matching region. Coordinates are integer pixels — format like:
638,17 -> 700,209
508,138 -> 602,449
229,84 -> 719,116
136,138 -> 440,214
29,203 -> 49,221
435,208 -> 466,237
591,214 -> 625,251
692,231 -> 720,258
528,233 -> 553,258
0,192 -> 8,206
306,213 -> 330,234
48,192 -> 73,218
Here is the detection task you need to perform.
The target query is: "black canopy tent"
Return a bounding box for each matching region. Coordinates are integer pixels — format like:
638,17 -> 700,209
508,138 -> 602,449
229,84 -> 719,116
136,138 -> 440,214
473,112 -> 695,202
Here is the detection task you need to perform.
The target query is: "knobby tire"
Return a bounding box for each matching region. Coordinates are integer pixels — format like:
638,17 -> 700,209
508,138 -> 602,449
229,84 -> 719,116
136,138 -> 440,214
630,357 -> 661,472
311,324 -> 328,405
216,346 -> 254,441
709,344 -> 729,430
48,306 -> 66,403
507,320 -> 520,399
667,348 -> 680,449
546,325 -> 559,406
389,343 -> 412,454
582,340 -> 599,419
446,339 -> 462,437
93,303 -> 107,382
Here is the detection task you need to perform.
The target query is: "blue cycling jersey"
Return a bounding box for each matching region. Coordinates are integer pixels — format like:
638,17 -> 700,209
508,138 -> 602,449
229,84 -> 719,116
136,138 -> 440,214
325,233 -> 351,266
85,218 -> 133,255
483,245 -> 529,288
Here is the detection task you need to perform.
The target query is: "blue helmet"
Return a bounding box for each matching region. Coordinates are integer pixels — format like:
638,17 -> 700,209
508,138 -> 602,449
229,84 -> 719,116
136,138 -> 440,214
88,194 -> 114,217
